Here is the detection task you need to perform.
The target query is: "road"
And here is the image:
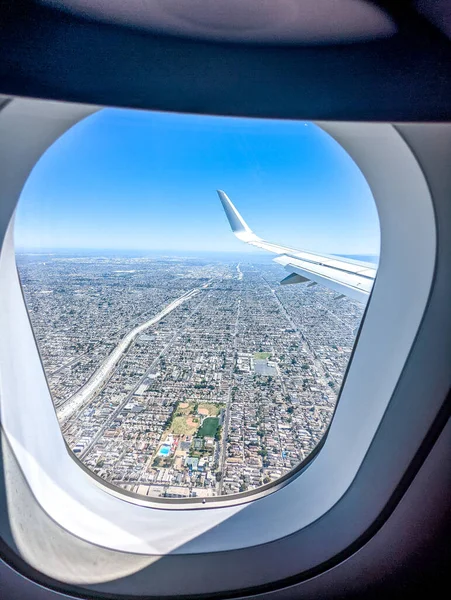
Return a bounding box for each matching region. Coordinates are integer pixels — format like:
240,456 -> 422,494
50,303 -> 170,378
260,275 -> 332,390
80,283 -> 214,460
218,294 -> 242,494
57,284 -> 210,423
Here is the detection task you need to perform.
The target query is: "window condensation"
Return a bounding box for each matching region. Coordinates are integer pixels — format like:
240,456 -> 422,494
15,108 -> 379,500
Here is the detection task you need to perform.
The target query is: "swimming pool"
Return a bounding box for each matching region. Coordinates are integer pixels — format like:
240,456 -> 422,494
158,446 -> 170,456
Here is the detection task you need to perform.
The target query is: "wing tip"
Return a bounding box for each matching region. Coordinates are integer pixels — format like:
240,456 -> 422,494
217,190 -> 252,235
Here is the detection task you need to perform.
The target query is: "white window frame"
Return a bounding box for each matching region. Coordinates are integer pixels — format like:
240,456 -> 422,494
0,98 -> 441,589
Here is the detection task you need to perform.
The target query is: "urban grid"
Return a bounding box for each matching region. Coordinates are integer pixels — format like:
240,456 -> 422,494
17,252 -> 365,498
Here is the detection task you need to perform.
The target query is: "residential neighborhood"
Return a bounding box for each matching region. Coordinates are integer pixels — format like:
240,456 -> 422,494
17,252 -> 364,498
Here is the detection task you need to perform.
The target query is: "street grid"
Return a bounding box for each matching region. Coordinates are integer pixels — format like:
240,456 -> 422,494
17,253 -> 365,498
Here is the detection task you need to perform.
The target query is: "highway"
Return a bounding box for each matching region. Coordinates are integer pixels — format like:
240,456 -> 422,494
57,284 -> 209,423
80,285 -> 213,460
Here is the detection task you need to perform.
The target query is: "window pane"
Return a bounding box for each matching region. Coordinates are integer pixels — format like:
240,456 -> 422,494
15,108 -> 379,499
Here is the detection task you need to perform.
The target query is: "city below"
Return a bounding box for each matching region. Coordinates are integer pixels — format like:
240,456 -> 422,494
17,251 -> 366,499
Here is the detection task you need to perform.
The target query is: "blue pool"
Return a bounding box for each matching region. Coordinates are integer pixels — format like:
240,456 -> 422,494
158,446 -> 170,456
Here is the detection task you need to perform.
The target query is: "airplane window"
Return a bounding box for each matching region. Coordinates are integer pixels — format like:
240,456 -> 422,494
14,109 -> 379,500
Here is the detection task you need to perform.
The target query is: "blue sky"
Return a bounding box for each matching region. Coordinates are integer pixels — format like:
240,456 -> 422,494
15,108 -> 380,256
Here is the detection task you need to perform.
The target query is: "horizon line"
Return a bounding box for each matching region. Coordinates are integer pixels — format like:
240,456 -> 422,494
15,246 -> 380,260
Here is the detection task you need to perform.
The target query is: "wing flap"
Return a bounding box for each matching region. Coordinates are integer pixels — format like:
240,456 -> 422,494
274,256 -> 372,303
217,190 -> 376,303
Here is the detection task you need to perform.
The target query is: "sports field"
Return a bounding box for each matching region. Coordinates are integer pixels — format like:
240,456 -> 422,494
197,402 -> 222,417
253,352 -> 271,360
170,415 -> 199,436
197,416 -> 220,438
167,401 -> 223,436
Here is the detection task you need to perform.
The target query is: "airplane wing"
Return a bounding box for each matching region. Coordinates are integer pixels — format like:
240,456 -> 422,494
217,190 -> 376,303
